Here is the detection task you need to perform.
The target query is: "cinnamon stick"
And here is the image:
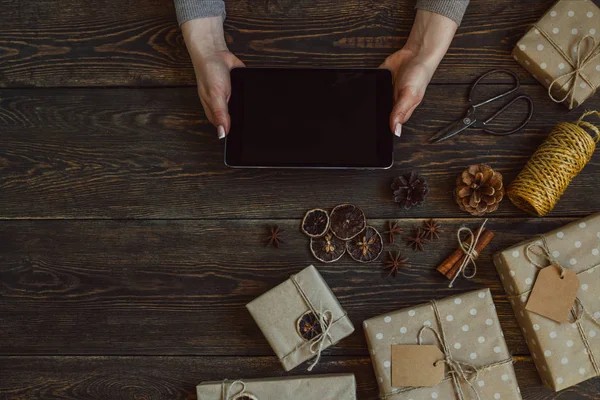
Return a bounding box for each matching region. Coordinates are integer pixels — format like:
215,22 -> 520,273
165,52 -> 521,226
446,229 -> 496,280
436,227 -> 485,277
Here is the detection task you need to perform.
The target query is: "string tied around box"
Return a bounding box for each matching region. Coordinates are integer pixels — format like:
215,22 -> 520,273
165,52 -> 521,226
381,299 -> 514,400
221,380 -> 258,400
507,111 -> 600,217
283,273 -> 341,372
509,238 -> 600,377
532,27 -> 600,109
416,300 -> 514,400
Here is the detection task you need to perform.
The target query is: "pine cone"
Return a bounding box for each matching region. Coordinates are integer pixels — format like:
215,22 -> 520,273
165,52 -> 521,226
391,172 -> 429,209
455,164 -> 504,216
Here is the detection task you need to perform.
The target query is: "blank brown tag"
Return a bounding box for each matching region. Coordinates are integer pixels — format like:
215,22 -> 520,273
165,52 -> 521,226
525,264 -> 580,323
391,345 -> 445,387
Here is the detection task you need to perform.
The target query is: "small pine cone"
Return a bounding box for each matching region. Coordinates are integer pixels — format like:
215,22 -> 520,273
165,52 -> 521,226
391,172 -> 429,209
455,164 -> 504,216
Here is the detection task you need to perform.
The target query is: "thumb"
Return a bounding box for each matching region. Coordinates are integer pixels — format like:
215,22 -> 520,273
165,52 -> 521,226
202,92 -> 231,139
390,87 -> 423,137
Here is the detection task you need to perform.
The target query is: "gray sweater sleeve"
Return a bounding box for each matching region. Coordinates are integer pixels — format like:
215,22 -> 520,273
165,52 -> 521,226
174,0 -> 469,27
175,0 -> 225,25
415,0 -> 469,26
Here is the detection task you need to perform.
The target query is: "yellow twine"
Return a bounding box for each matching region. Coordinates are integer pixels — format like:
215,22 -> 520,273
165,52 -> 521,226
507,111 -> 600,216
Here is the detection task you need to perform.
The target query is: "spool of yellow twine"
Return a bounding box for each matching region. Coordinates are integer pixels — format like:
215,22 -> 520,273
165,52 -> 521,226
507,111 -> 600,217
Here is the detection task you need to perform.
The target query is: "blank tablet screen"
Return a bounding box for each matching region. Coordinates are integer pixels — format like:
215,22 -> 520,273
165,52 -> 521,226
225,68 -> 393,169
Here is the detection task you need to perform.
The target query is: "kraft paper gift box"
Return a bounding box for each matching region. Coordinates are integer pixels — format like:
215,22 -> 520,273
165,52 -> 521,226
364,289 -> 521,400
494,214 -> 600,391
512,0 -> 600,109
197,374 -> 357,399
246,265 -> 355,372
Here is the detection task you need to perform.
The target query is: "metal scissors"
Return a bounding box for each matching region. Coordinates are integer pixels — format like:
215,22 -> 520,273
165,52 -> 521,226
429,69 -> 534,143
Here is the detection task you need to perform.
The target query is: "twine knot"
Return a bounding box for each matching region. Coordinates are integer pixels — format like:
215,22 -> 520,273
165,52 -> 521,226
221,380 -> 252,400
307,308 -> 334,371
525,238 -> 567,278
449,219 -> 488,288
418,302 -> 485,400
536,30 -> 600,109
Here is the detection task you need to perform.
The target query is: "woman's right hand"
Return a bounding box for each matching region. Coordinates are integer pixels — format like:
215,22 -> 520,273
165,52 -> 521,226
182,17 -> 245,139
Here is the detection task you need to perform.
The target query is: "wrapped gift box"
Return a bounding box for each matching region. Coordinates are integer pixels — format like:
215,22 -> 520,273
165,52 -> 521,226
364,289 -> 521,399
197,374 -> 356,399
512,0 -> 600,109
246,265 -> 354,372
494,214 -> 600,391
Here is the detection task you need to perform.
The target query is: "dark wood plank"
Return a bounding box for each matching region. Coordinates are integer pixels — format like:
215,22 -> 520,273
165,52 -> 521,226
0,356 -> 597,400
1,84 -> 599,219
0,0 -> 561,87
1,217 -> 592,356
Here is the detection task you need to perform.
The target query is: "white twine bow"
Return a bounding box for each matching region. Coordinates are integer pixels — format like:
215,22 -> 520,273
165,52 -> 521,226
221,380 -> 250,400
418,325 -> 483,400
541,32 -> 600,109
449,219 -> 488,288
307,307 -> 334,371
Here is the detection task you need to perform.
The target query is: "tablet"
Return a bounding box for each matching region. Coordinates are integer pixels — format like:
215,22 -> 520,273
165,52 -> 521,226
225,68 -> 394,169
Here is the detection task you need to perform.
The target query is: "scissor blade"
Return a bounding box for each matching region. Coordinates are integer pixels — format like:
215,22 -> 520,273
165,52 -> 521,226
429,118 -> 473,144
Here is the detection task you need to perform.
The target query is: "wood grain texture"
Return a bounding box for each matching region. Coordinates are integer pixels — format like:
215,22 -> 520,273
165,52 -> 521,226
0,0 -> 561,87
1,84 -> 599,219
0,217 -> 590,356
0,356 -> 598,400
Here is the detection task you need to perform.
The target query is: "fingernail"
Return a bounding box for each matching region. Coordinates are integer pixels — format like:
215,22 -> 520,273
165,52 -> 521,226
394,123 -> 402,138
217,125 -> 226,139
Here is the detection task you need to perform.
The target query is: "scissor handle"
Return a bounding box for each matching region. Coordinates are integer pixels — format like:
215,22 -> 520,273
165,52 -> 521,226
469,69 -> 520,108
481,94 -> 534,136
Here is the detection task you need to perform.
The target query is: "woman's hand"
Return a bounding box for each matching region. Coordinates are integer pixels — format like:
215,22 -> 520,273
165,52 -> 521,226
381,10 -> 458,137
182,17 -> 245,139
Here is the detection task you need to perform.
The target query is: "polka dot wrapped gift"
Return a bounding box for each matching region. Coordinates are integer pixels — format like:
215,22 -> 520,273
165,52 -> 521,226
493,214 -> 600,391
512,0 -> 600,109
363,289 -> 522,399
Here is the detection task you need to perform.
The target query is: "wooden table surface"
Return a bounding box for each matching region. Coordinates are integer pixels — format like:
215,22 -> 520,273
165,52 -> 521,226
1,0 -> 600,398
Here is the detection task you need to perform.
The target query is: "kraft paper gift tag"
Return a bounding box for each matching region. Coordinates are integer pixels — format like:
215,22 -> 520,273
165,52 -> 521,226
391,345 -> 445,387
246,265 -> 355,372
525,264 -> 580,323
494,213 -> 600,391
196,374 -> 357,400
363,289 -> 521,400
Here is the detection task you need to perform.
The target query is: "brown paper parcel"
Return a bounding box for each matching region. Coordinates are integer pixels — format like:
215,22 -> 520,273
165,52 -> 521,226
364,289 -> 521,400
246,265 -> 355,372
494,214 -> 600,391
197,373 -> 357,400
512,0 -> 600,109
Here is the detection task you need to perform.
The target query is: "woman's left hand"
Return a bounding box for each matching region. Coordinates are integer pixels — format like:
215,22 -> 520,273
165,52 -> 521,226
380,9 -> 459,137
380,48 -> 436,137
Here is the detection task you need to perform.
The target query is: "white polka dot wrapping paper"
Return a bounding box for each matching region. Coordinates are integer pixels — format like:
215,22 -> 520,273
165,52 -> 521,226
493,213 -> 600,391
196,374 -> 357,399
512,0 -> 600,109
363,289 -> 522,399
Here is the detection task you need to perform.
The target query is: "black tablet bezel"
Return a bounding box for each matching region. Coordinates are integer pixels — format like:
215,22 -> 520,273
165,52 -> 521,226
225,68 -> 394,169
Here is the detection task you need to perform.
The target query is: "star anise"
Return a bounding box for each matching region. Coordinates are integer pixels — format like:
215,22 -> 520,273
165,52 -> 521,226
384,220 -> 404,244
406,228 -> 426,251
422,219 -> 442,241
383,251 -> 409,277
265,225 -> 284,248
